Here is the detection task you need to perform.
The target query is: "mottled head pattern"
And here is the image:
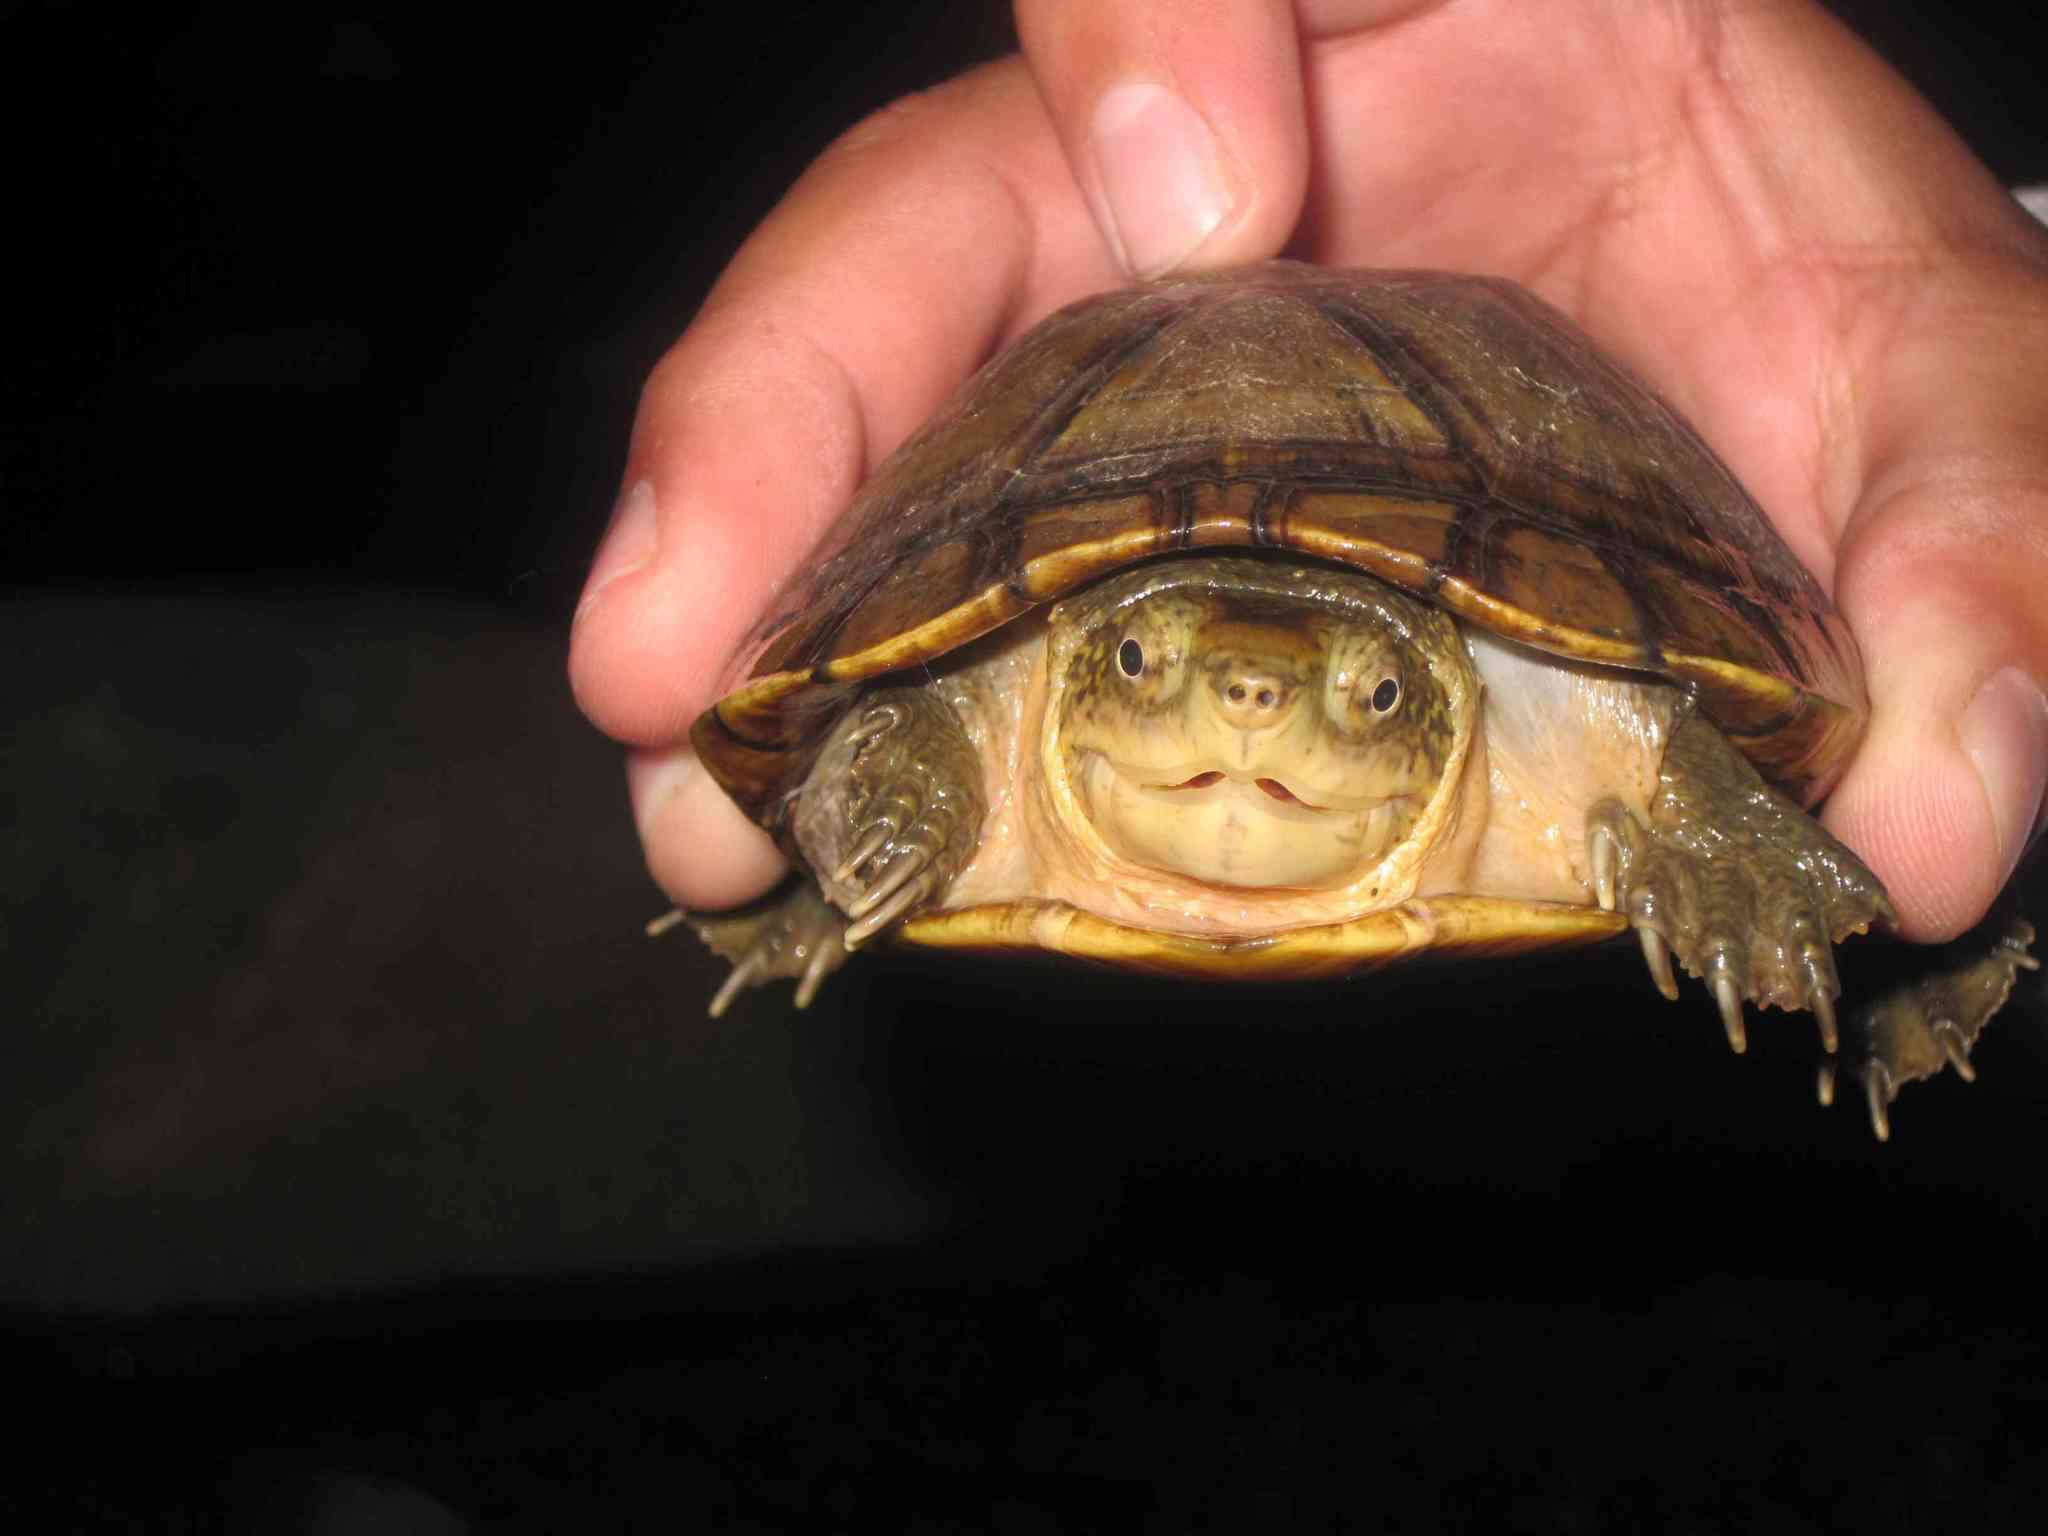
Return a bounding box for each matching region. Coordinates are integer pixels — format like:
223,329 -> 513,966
1046,557 -> 1474,889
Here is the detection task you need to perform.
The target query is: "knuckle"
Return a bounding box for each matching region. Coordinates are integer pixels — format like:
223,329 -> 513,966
825,88 -> 950,162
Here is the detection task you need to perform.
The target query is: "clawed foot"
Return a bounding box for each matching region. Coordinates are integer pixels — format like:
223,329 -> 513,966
828,704 -> 961,948
1820,917 -> 2038,1141
1586,799 -> 1887,1058
1587,709 -> 2036,1138
678,881 -> 851,1017
795,686 -> 987,951
681,684 -> 987,1016
1587,710 -> 1892,1058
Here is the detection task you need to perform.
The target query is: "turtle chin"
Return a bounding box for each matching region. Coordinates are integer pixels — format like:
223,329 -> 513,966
1075,755 -> 1411,889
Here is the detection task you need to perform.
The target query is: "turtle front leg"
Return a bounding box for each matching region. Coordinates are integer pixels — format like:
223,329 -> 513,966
1585,705 -> 1893,1059
688,685 -> 985,1016
794,683 -> 987,949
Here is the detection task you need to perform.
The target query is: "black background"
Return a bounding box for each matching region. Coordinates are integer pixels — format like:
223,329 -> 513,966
9,1 -> 2047,602
8,3 -> 2048,1530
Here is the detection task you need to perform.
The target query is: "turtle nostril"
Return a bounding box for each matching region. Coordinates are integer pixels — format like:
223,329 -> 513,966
1217,671 -> 1289,720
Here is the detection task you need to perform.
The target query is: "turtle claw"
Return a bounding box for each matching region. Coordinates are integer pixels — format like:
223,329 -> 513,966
709,948 -> 767,1019
1817,1059 -> 1837,1108
843,703 -> 901,748
1637,925 -> 1679,1000
845,867 -> 939,949
1864,1059 -> 1895,1142
844,840 -> 936,922
1809,966 -> 1839,1055
833,822 -> 893,887
833,788 -> 954,949
794,931 -> 844,1010
1933,1020 -> 1977,1083
1712,968 -> 1747,1055
1590,821 -> 1619,912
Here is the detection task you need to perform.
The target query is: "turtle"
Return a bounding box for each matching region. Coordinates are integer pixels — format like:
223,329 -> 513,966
677,260 -> 2035,1138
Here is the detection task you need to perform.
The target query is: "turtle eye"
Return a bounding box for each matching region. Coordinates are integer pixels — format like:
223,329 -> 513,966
1371,676 -> 1401,714
1117,638 -> 1145,679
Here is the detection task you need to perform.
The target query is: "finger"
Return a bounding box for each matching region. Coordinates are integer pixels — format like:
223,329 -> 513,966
1014,0 -> 1322,276
628,745 -> 789,913
569,61 -> 1115,911
1823,268 -> 2048,940
572,62 -> 1103,745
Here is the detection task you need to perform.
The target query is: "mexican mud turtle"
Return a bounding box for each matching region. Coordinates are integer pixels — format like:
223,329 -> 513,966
679,262 -> 2034,1136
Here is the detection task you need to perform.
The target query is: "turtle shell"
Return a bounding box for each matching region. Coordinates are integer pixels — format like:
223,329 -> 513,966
693,262 -> 1866,897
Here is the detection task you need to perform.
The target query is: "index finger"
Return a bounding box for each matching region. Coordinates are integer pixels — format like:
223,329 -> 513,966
570,61 -> 1116,752
569,61 -> 1129,912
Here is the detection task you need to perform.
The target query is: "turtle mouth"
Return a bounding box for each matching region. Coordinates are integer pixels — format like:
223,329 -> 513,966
1073,751 -> 1425,888
1150,770 -> 1328,812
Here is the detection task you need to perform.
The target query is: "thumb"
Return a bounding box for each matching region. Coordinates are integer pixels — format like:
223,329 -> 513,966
1823,459 -> 2048,941
1015,0 -> 1315,276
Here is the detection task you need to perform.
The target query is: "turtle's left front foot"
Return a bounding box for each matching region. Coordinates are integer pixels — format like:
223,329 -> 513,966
1587,708 -> 1893,1057
1834,917 -> 2037,1141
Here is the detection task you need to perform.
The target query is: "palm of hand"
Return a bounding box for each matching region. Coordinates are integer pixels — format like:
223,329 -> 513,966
572,0 -> 2048,941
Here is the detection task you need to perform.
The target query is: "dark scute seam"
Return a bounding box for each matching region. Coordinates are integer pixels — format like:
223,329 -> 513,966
1248,480 -> 1278,546
708,701 -> 777,751
1167,484 -> 1194,549
1308,294 -> 1476,486
802,568 -> 894,672
1718,697 -> 1805,741
1721,586 -> 1811,685
1004,300 -> 1192,507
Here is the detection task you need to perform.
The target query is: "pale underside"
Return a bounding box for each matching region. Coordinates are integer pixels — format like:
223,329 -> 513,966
801,613 -> 1677,964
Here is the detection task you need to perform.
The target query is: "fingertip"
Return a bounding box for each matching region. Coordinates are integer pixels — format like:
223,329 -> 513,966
569,478 -> 681,745
567,479 -> 752,748
1827,411 -> 2048,939
629,745 -> 789,912
1959,667 -> 2048,878
1824,704 -> 1999,942
1019,0 -> 1309,276
1824,658 -> 2047,942
1087,81 -> 1239,277
569,317 -> 871,747
576,478 -> 659,622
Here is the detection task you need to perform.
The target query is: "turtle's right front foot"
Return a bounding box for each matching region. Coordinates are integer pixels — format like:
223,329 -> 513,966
795,683 -> 987,950
686,685 -> 986,1016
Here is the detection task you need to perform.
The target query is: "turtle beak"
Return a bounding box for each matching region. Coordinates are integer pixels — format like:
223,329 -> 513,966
1151,769 -> 1327,811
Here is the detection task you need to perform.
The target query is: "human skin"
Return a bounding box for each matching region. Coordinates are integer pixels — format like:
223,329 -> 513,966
569,0 -> 2048,942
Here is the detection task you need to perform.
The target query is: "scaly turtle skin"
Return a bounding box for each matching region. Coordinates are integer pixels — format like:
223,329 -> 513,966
681,262 -> 2035,1136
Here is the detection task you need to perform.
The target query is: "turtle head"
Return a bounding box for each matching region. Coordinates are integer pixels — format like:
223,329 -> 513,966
1045,557 -> 1477,890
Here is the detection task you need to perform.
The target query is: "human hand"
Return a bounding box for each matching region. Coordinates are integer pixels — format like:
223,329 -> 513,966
570,0 -> 2048,941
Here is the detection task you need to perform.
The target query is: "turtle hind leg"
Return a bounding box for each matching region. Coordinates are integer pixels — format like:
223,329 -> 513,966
1586,704 -> 1893,1058
684,880 -> 851,1018
1831,916 -> 2038,1141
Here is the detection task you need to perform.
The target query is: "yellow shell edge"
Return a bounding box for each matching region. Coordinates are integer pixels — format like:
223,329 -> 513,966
895,897 -> 1630,980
